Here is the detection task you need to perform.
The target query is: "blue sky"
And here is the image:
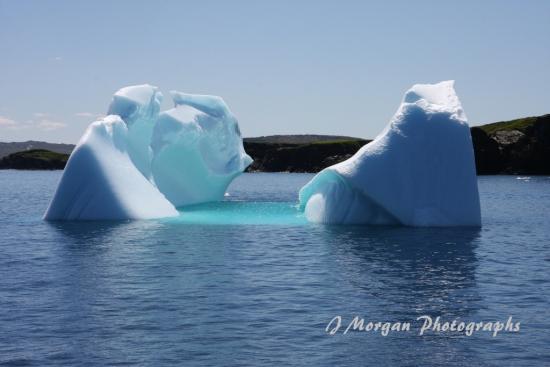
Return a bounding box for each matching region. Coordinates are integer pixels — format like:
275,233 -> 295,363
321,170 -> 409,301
0,0 -> 549,143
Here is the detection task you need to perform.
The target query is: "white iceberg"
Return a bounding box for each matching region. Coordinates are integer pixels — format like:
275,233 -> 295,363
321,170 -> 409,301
43,115 -> 178,220
151,92 -> 253,207
44,85 -> 251,220
299,81 -> 481,226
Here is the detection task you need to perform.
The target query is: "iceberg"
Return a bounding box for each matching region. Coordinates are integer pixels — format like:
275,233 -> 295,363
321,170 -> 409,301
44,85 -> 251,220
151,92 -> 253,207
43,115 -> 178,220
299,81 -> 481,226
107,84 -> 163,179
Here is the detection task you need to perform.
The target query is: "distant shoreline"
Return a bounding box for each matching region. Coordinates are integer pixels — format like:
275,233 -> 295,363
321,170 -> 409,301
1,114 -> 548,174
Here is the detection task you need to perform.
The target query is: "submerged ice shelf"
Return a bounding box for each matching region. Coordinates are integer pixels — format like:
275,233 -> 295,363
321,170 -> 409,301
164,202 -> 308,226
44,84 -> 251,220
299,81 -> 481,226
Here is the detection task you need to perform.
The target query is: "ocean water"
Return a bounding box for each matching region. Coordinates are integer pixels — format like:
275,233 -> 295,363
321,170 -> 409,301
0,171 -> 549,366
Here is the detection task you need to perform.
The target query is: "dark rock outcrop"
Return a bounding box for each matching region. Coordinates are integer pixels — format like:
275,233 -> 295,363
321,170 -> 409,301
475,114 -> 550,174
503,115 -> 550,174
470,127 -> 504,174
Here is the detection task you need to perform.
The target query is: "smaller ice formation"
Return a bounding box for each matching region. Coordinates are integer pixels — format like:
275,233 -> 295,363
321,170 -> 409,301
107,85 -> 163,179
44,85 -> 251,220
299,81 -> 481,226
151,92 -> 253,207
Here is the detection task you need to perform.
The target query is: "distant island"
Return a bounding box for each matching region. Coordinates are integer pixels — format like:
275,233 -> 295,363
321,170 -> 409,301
0,149 -> 68,170
0,114 -> 548,174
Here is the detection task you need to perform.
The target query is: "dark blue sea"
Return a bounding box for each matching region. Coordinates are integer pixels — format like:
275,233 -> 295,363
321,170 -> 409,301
0,171 -> 549,366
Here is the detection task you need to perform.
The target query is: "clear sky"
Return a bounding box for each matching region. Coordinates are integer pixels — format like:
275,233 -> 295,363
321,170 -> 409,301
0,0 -> 549,143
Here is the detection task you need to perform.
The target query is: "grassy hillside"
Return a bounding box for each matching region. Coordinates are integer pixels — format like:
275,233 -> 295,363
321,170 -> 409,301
0,141 -> 74,159
244,135 -> 366,144
14,149 -> 67,160
478,116 -> 539,135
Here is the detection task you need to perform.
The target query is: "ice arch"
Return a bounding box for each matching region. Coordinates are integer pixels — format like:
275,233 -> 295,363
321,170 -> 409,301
44,85 -> 251,220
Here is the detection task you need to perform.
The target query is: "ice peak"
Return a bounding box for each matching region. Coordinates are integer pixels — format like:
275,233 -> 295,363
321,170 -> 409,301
402,80 -> 466,121
299,80 -> 480,227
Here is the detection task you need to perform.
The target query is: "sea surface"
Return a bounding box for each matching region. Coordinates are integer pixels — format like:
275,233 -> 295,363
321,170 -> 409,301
0,171 -> 549,366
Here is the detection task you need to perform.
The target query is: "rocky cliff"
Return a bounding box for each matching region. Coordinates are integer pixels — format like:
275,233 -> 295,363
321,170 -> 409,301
472,114 -> 550,174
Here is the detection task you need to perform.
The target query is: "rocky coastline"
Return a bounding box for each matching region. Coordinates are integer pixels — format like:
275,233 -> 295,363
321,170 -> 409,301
1,114 -> 548,174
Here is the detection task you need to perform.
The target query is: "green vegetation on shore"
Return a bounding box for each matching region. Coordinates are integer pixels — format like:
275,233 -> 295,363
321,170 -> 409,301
479,116 -> 538,134
14,149 -> 67,161
308,139 -> 367,147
